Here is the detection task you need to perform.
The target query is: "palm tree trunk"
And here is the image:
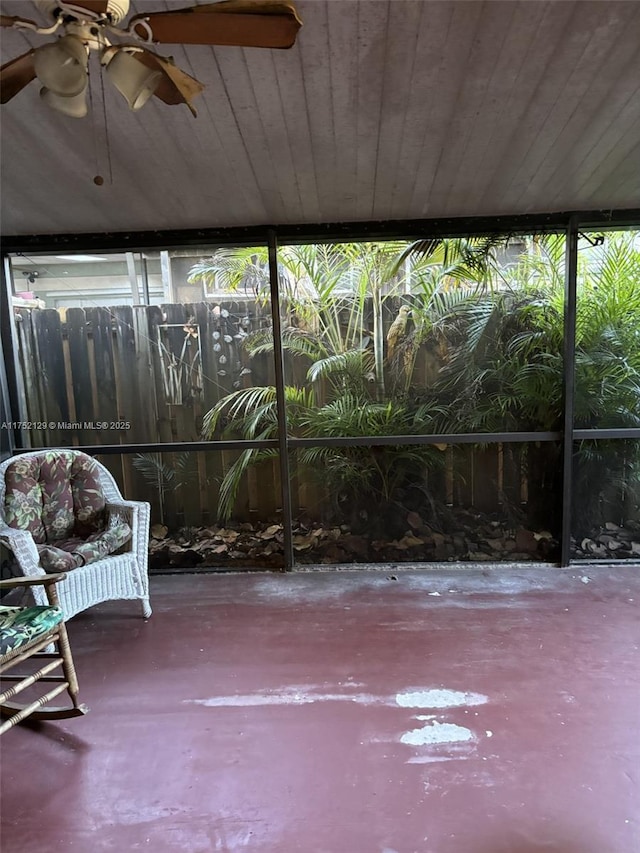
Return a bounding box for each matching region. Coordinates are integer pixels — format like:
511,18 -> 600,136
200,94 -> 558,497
372,288 -> 385,400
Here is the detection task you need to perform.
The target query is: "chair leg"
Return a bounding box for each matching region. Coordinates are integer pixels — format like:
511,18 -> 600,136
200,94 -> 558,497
39,580 -> 87,717
1,686 -> 88,729
0,627 -> 89,727
56,622 -> 81,709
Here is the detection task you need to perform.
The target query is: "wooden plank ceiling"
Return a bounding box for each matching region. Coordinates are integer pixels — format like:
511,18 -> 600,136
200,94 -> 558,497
1,0 -> 639,236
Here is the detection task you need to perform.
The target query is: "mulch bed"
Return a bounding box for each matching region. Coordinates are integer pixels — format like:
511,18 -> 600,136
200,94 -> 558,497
148,508 -> 573,571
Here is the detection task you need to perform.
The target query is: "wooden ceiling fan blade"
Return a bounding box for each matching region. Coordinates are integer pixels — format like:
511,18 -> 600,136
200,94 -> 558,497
1,51 -> 36,104
130,1 -> 302,49
131,49 -> 205,116
68,1 -> 110,13
1,14 -> 38,28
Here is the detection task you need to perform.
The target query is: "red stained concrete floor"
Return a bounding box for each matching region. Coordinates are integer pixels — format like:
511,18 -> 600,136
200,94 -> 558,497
1,566 -> 639,853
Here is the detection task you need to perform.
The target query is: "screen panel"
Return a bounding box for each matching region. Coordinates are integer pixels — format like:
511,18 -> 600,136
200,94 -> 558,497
573,229 -> 640,430
8,245 -> 275,448
276,236 -> 566,441
98,448 -> 284,573
290,441 -> 561,566
571,438 -> 639,562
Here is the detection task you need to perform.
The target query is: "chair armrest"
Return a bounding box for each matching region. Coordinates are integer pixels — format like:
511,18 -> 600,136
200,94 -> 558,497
107,500 -> 147,510
106,501 -> 150,588
106,500 -> 150,538
0,572 -> 67,609
106,500 -> 146,522
0,573 -> 67,589
106,502 -> 132,525
0,524 -> 45,577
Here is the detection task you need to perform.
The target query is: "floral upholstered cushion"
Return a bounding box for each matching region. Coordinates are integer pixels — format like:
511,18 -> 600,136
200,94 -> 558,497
36,519 -> 132,573
3,452 -> 132,573
4,451 -> 107,544
35,545 -> 79,573
0,604 -> 63,656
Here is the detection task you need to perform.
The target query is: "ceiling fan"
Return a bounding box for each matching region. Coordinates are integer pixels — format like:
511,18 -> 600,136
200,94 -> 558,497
0,0 -> 302,117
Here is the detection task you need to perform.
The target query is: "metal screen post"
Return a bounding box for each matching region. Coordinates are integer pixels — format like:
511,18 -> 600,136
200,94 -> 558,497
267,229 -> 294,570
560,217 -> 579,566
1,256 -> 28,453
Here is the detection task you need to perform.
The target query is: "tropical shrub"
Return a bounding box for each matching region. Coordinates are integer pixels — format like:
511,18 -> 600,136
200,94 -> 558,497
193,242 -> 447,528
411,232 -> 640,532
193,232 -> 640,536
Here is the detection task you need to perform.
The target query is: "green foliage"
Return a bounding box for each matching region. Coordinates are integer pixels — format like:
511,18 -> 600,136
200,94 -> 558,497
132,452 -> 194,525
573,237 -> 640,428
196,233 -> 640,531
419,233 -> 640,434
414,232 -> 640,530
392,234 -> 513,283
195,241 -> 440,524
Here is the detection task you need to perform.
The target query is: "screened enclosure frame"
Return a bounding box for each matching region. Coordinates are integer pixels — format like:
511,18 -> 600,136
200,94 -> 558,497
2,207 -> 640,569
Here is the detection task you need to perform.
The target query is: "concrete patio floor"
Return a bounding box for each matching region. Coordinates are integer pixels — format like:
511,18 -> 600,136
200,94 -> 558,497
1,566 -> 639,853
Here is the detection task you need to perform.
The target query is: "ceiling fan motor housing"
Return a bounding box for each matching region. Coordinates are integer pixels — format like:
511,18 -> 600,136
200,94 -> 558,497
35,0 -> 131,25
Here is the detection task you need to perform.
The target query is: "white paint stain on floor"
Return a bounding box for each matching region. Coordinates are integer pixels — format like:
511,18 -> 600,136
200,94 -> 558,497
396,688 -> 488,709
393,687 -> 491,766
185,682 -> 493,769
401,720 -> 476,746
183,676 -> 493,790
407,754 -> 461,764
185,684 -> 488,711
186,686 -> 383,707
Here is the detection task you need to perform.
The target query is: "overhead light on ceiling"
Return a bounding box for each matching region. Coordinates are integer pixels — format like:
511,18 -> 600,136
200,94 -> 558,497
54,255 -> 109,262
40,86 -> 88,117
103,48 -> 161,111
33,34 -> 88,97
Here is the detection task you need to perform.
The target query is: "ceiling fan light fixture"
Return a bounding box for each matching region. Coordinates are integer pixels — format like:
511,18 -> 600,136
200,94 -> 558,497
40,84 -> 88,117
105,49 -> 161,111
35,0 -> 131,26
33,34 -> 88,97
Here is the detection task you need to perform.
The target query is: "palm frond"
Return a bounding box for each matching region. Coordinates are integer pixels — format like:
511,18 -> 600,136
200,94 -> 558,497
188,246 -> 270,296
217,448 -> 279,521
202,386 -> 278,438
307,348 -> 375,384
132,453 -> 177,495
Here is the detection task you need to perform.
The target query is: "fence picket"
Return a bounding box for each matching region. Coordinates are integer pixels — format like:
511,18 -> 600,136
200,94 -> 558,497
111,305 -> 137,441
66,308 -> 95,446
136,306 -> 163,443
86,307 -> 118,445
32,309 -> 69,447
13,310 -> 39,446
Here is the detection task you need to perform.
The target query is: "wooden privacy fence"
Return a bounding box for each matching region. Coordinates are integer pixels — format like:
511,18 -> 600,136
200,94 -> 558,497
12,300 -> 535,528
13,301 -> 271,447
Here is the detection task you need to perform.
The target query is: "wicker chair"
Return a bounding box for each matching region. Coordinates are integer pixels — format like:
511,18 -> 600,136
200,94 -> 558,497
0,574 -> 88,734
0,449 -> 151,620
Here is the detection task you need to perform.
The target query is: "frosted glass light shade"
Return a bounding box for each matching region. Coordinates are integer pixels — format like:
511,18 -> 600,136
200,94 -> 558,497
105,50 -> 161,111
33,35 -> 88,97
40,86 -> 88,118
